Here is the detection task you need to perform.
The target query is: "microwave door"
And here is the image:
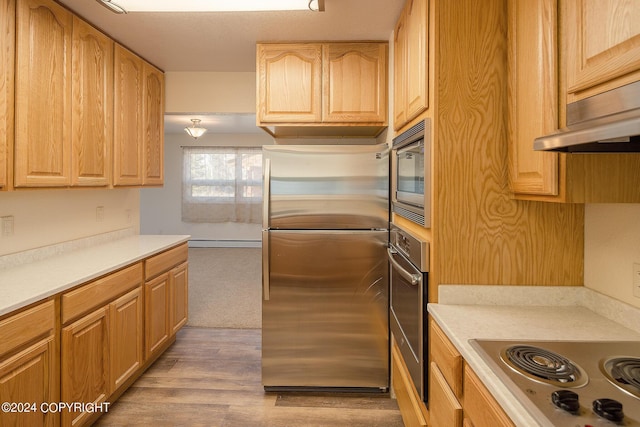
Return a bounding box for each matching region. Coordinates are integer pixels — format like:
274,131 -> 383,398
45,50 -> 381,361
396,142 -> 425,207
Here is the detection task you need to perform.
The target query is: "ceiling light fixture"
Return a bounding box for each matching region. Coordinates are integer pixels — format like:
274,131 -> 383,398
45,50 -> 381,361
95,0 -> 324,13
184,119 -> 207,139
95,0 -> 127,14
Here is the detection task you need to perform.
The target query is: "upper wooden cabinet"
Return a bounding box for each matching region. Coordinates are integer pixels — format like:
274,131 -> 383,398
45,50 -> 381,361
393,0 -> 428,131
0,0 -> 13,190
257,44 -> 322,123
256,42 -> 387,138
564,0 -> 640,102
71,16 -> 113,187
507,0 -> 559,197
14,0 -> 72,187
507,0 -> 640,202
113,45 -> 165,187
113,44 -> 144,186
142,62 -> 165,186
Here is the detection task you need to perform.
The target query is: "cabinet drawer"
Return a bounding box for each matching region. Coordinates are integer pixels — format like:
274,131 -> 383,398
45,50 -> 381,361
145,243 -> 188,280
463,364 -> 514,427
62,262 -> 143,324
429,362 -> 462,427
430,318 -> 463,398
0,300 -> 55,357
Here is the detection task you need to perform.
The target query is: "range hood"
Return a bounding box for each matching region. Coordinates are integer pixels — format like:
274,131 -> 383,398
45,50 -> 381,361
534,81 -> 640,152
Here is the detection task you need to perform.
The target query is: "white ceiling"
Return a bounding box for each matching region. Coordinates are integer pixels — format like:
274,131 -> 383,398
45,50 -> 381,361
58,0 -> 404,72
57,0 -> 404,134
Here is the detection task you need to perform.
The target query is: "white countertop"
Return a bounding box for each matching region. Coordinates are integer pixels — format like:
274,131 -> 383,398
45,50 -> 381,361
428,286 -> 640,427
0,234 -> 190,317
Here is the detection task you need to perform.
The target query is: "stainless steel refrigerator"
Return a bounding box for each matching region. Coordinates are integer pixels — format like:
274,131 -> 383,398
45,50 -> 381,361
262,144 -> 390,391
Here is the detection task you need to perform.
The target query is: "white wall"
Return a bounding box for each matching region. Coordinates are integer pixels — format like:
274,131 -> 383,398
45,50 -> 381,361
139,131 -> 273,243
584,204 -> 640,309
0,188 -> 139,256
165,72 -> 256,113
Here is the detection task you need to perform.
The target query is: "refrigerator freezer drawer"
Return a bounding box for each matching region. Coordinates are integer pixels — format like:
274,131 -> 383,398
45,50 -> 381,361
262,230 -> 389,389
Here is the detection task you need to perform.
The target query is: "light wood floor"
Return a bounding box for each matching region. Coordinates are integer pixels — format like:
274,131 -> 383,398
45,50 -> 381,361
95,327 -> 404,427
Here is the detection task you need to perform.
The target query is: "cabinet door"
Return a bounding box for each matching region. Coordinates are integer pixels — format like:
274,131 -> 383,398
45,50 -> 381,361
507,0 -> 559,197
113,44 -> 143,186
61,306 -> 110,427
142,62 -> 164,186
463,365 -> 515,427
565,0 -> 640,99
257,44 -> 322,123
145,273 -> 170,359
110,287 -> 143,392
404,0 -> 428,122
71,16 -> 113,187
0,337 -> 57,427
14,0 -> 72,187
322,43 -> 387,123
0,0 -> 14,190
170,261 -> 188,334
393,11 -> 408,130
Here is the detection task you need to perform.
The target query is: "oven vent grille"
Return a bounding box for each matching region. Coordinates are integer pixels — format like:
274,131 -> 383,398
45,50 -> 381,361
393,205 -> 425,226
393,120 -> 426,147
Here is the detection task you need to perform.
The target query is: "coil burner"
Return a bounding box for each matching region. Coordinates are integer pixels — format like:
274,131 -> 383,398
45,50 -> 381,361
600,356 -> 640,399
501,345 -> 588,388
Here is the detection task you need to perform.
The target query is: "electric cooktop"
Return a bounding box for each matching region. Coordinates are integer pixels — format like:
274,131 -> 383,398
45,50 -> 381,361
470,340 -> 640,427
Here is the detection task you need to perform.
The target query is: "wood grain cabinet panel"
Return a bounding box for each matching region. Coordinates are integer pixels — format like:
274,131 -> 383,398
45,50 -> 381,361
145,273 -> 170,359
565,0 -> 640,100
61,306 -> 110,427
463,365 -> 515,427
429,362 -> 462,427
14,0 -> 72,187
110,287 -> 143,392
391,338 -> 427,427
0,300 -> 57,427
170,261 -> 189,334
71,16 -> 113,187
322,43 -> 387,123
113,44 -> 144,186
0,0 -> 14,190
142,62 -> 164,186
507,0 -> 559,197
394,0 -> 428,131
257,44 -> 323,123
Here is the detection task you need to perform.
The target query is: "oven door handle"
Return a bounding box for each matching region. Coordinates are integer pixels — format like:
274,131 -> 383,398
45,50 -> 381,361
387,247 -> 422,286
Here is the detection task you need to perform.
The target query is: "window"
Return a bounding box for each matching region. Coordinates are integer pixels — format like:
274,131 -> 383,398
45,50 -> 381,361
182,146 -> 262,223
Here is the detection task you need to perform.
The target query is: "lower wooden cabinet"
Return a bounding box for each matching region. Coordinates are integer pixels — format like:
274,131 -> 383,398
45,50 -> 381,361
145,272 -> 171,358
0,300 -> 57,427
145,260 -> 189,358
1,243 -> 187,427
428,318 -> 514,427
110,287 -> 144,391
463,365 -> 514,427
61,306 -> 110,427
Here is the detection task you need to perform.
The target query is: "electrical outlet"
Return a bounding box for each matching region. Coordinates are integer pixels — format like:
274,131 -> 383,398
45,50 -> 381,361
1,215 -> 14,237
96,206 -> 105,222
634,263 -> 640,298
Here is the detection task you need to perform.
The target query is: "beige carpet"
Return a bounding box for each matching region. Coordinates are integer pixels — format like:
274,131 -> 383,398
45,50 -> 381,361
187,247 -> 262,329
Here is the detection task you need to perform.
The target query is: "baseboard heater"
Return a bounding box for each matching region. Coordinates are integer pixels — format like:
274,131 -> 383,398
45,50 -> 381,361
188,239 -> 261,248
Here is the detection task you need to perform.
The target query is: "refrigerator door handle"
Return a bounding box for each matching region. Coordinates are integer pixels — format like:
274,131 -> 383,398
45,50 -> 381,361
388,247 -> 422,285
263,158 -> 271,229
262,230 -> 270,301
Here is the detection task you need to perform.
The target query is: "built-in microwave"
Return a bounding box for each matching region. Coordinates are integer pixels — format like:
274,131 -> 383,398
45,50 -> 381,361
391,119 -> 431,227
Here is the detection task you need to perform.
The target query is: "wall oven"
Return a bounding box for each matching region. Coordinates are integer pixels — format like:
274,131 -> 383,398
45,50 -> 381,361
392,119 -> 431,227
388,223 -> 430,404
